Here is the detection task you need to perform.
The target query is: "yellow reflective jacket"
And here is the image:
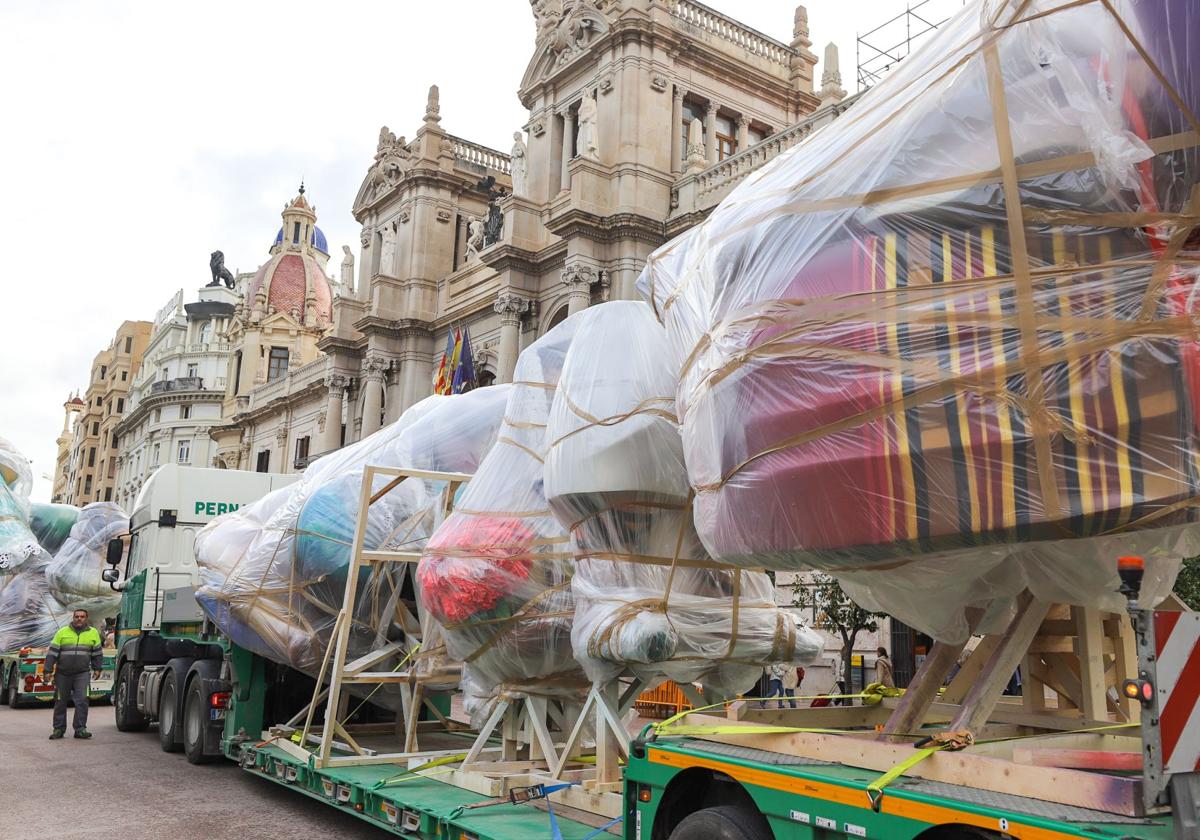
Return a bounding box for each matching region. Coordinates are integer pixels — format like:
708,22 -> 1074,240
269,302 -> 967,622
45,624 -> 103,675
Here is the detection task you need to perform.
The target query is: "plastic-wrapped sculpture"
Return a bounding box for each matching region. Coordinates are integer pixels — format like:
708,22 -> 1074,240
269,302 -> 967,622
419,319 -> 586,721
29,503 -> 80,556
0,561 -> 67,651
44,502 -> 127,620
545,301 -> 821,698
637,0 -> 1200,642
0,436 -> 41,573
195,386 -> 511,682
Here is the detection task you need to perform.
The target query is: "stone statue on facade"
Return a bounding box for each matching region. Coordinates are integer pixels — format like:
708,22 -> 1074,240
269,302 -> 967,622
510,131 -> 529,198
466,218 -> 486,261
340,245 -> 355,293
577,91 -> 600,161
208,251 -> 236,289
378,221 -> 397,276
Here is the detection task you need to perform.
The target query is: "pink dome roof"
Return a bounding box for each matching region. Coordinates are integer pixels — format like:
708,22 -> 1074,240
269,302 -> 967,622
247,252 -> 333,328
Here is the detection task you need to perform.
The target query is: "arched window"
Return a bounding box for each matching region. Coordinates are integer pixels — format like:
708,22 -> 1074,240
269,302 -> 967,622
546,305 -> 569,332
198,320 -> 213,345
478,370 -> 496,388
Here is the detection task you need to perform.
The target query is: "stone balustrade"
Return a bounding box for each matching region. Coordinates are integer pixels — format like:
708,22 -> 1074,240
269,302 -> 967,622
248,356 -> 327,411
670,93 -> 861,221
671,0 -> 794,65
450,136 -> 512,175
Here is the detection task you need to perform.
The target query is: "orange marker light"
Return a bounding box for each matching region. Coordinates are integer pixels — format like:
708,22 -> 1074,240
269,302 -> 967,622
1118,556 -> 1145,571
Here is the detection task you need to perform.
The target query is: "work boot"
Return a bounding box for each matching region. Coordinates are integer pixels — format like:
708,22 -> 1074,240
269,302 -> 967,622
48,729 -> 65,740
74,729 -> 92,739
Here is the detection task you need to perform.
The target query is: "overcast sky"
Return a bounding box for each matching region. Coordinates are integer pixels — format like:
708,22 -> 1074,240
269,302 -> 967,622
0,0 -> 963,503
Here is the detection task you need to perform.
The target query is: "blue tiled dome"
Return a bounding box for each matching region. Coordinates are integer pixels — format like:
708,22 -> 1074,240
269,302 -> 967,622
273,225 -> 329,255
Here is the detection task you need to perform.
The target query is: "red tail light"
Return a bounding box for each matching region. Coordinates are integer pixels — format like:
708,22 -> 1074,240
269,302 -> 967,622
24,676 -> 35,690
210,691 -> 231,709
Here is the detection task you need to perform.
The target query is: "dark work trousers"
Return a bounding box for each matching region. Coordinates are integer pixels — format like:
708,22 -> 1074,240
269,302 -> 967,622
53,671 -> 90,732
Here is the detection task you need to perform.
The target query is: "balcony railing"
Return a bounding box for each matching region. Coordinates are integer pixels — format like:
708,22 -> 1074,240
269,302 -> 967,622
149,376 -> 205,394
451,136 -> 511,176
671,0 -> 794,66
247,357 -> 327,411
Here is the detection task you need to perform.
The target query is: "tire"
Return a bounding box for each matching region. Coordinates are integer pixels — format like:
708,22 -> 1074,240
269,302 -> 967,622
158,671 -> 182,752
183,678 -> 216,765
7,671 -> 24,709
0,668 -> 9,706
669,805 -> 773,840
114,663 -> 149,732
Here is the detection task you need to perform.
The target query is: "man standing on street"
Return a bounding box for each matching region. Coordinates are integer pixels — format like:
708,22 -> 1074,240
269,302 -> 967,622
44,608 -> 103,740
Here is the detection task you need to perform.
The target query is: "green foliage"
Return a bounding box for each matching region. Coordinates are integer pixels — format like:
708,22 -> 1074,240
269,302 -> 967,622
791,572 -> 888,682
1176,556 -> 1200,610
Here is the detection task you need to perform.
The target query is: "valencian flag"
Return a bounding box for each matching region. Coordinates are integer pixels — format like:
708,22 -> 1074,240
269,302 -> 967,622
433,329 -> 456,395
451,327 -> 477,394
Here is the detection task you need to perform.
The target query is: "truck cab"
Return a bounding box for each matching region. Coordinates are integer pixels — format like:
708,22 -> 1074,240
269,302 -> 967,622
108,465 -> 297,761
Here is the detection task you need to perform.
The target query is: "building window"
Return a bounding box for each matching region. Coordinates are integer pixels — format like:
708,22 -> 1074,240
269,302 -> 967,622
177,440 -> 191,463
105,488 -> 113,501
111,433 -> 118,449
256,450 -> 271,473
87,447 -> 96,468
292,221 -> 301,244
183,405 -> 194,420
267,347 -> 289,381
199,321 -> 213,345
153,408 -> 161,423
295,436 -> 310,464
161,367 -> 169,381
715,114 -> 736,161
187,363 -> 198,378
124,336 -> 132,353
116,398 -> 124,413
100,365 -> 107,379
680,101 -> 705,163
121,370 -> 127,381
153,444 -> 161,466
478,370 -> 496,388
83,475 -> 92,495
91,422 -> 99,436
95,397 -> 102,407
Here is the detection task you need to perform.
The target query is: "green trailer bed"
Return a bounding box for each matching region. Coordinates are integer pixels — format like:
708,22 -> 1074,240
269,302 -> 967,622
239,742 -> 622,839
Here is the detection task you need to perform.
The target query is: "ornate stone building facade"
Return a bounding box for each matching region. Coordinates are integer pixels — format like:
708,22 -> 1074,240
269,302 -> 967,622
60,320 -> 152,505
111,285 -> 239,510
210,0 -> 851,469
51,395 -> 85,503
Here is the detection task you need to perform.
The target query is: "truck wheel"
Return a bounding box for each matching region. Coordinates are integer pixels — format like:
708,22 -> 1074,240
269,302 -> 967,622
158,671 -> 182,752
115,664 -> 149,732
184,678 -> 216,765
7,671 -> 25,709
0,668 -> 9,706
669,805 -> 773,840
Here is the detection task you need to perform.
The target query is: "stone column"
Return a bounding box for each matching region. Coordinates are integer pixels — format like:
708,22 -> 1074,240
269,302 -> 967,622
560,109 -> 575,192
703,102 -> 717,165
322,374 -> 346,453
561,263 -> 596,315
736,115 -> 750,154
494,292 -> 531,384
671,87 -> 685,174
360,356 -> 386,438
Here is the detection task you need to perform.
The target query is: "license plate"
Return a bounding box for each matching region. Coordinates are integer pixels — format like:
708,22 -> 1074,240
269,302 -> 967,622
92,680 -> 113,692
211,709 -> 226,720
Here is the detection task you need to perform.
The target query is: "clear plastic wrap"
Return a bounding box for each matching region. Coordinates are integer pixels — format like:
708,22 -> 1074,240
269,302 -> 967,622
44,502 -> 127,619
29,503 -> 81,556
0,436 -> 40,574
418,319 -> 587,721
0,560 -> 68,651
637,0 -> 1200,642
195,386 -> 511,692
544,301 -> 822,698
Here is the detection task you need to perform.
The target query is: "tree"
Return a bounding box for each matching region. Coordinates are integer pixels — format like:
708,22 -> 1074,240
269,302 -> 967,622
1176,556 -> 1200,610
790,572 -> 889,693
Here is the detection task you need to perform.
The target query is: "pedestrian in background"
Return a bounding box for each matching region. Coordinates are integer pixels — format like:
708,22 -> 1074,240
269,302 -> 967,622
875,647 -> 895,689
778,663 -> 800,709
831,654 -> 849,705
44,608 -> 102,740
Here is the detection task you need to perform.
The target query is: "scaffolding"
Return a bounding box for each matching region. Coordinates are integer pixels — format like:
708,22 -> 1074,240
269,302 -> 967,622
856,0 -> 959,91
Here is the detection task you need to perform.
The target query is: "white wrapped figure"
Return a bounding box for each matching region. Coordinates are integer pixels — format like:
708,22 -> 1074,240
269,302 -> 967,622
0,436 -> 41,573
44,502 -> 126,622
544,301 -> 821,699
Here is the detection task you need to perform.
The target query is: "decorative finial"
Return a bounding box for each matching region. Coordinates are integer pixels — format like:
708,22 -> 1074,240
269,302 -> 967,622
298,179 -> 306,195
424,84 -> 441,125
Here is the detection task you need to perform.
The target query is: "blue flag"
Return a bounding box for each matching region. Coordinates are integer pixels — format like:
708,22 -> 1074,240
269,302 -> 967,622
452,327 -> 477,393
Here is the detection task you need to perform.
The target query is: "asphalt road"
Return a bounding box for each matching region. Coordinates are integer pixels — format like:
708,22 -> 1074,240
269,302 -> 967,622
0,701 -> 386,840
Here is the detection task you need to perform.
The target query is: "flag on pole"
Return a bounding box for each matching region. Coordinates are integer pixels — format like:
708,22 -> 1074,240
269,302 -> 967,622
452,327 -> 477,393
433,329 -> 455,395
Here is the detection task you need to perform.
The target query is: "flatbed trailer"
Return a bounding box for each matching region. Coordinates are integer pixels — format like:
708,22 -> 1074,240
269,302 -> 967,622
0,647 -> 116,708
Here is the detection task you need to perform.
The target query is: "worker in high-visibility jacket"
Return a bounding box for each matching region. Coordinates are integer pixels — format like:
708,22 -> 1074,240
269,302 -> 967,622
44,608 -> 103,740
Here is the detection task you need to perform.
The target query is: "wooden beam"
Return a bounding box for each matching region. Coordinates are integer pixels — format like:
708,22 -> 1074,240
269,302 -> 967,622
942,634 -> 1001,704
1012,747 -> 1142,771
342,640 -> 405,675
880,636 -> 969,741
948,593 -> 1050,735
674,714 -> 1142,816
731,702 -> 890,728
